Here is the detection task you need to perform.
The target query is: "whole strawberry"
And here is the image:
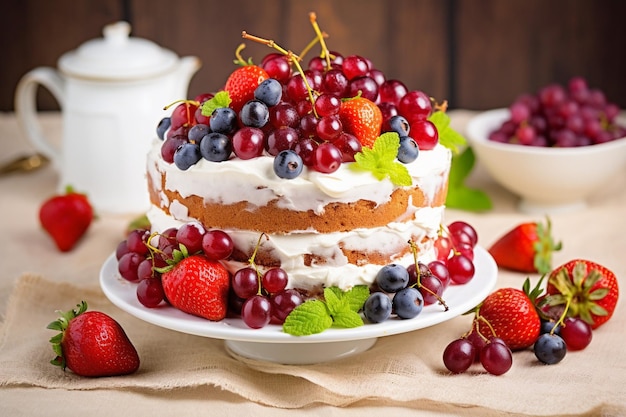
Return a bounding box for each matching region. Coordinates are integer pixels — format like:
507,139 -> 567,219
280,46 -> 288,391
477,279 -> 542,350
39,186 -> 94,252
544,259 -> 619,329
224,65 -> 269,112
47,301 -> 140,377
339,96 -> 383,148
488,218 -> 561,274
159,246 -> 230,321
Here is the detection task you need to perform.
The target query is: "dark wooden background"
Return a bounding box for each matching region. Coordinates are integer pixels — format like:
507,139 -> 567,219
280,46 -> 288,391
2,0 -> 626,112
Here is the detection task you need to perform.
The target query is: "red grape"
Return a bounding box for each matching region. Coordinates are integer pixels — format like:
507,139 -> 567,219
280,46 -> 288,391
560,317 -> 593,351
447,254 -> 475,284
202,229 -> 234,261
241,295 -> 272,329
270,289 -> 303,323
448,221 -> 478,247
443,338 -> 476,373
409,119 -> 438,150
480,341 -> 513,375
232,267 -> 260,299
232,127 -> 265,159
176,222 -> 206,254
136,277 -> 165,308
313,143 -> 342,173
262,267 -> 289,293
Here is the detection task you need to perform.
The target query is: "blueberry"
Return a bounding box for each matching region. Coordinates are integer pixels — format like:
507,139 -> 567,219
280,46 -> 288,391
376,264 -> 409,293
188,123 -> 210,142
240,99 -> 270,128
254,78 -> 283,107
534,333 -> 567,364
363,292 -> 392,323
173,142 -> 201,170
392,287 -> 424,319
210,107 -> 237,134
540,320 -> 561,335
388,115 -> 410,136
273,150 -> 303,179
397,136 -> 419,163
156,116 -> 171,140
199,132 -> 232,162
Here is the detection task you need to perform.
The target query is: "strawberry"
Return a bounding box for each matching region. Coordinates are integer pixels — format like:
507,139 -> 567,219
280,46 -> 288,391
488,217 -> 561,274
224,65 -> 269,112
544,259 -> 619,329
476,279 -> 542,350
39,186 -> 94,252
339,96 -> 383,148
47,301 -> 140,377
159,246 -> 230,321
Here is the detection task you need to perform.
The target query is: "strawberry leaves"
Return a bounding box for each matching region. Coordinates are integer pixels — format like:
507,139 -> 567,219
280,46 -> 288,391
350,132 -> 412,186
47,301 -> 89,368
533,218 -> 563,274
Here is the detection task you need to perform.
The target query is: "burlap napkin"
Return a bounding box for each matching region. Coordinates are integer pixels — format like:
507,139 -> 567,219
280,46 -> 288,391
1,273 -> 624,416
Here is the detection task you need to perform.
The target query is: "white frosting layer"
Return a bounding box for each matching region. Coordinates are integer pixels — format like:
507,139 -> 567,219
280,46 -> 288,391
147,139 -> 451,213
147,204 -> 443,291
146,138 -> 451,291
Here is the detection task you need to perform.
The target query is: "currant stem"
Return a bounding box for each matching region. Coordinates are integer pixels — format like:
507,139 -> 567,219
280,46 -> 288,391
241,31 -> 319,118
242,31 -> 292,58
407,240 -> 449,311
432,98 -> 449,113
163,99 -> 200,111
476,312 -> 498,339
248,233 -> 269,295
298,34 -> 328,62
308,12 -> 331,70
234,43 -> 250,66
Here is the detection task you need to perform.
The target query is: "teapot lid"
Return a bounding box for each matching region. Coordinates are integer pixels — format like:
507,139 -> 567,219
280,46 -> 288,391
58,21 -> 178,80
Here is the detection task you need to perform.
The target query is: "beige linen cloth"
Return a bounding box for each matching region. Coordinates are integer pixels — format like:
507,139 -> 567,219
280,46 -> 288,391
1,112 -> 625,417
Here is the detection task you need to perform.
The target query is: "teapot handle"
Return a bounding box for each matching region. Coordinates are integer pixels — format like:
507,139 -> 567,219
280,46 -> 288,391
14,67 -> 66,165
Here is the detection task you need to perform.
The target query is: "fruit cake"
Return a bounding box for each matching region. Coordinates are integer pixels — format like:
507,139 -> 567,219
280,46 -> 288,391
144,25 -> 456,295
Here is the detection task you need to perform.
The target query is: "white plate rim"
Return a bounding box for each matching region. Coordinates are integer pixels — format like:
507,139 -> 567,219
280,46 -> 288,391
100,246 -> 497,344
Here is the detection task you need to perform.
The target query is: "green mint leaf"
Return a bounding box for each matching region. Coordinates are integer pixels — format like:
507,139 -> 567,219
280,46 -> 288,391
201,91 -> 232,116
446,147 -> 491,210
283,286 -> 370,336
332,309 -> 364,329
429,111 -> 466,154
343,285 -> 370,312
446,146 -> 492,212
386,163 -> 412,186
446,186 -> 492,212
448,144 -> 474,187
283,300 -> 333,336
350,132 -> 412,186
323,287 -> 346,316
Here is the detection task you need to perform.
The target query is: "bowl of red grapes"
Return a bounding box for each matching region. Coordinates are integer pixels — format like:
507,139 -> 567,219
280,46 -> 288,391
466,77 -> 626,214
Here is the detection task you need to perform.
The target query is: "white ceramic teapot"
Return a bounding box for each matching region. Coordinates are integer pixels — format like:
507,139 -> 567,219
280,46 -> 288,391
15,21 -> 200,213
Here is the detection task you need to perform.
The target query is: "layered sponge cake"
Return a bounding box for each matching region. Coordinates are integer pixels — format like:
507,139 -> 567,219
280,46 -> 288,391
146,139 -> 451,292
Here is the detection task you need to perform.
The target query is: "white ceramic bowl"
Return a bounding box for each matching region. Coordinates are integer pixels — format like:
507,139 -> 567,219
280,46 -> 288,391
466,108 -> 626,214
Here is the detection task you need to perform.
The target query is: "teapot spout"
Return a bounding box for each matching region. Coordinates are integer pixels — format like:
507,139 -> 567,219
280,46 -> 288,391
177,56 -> 201,91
